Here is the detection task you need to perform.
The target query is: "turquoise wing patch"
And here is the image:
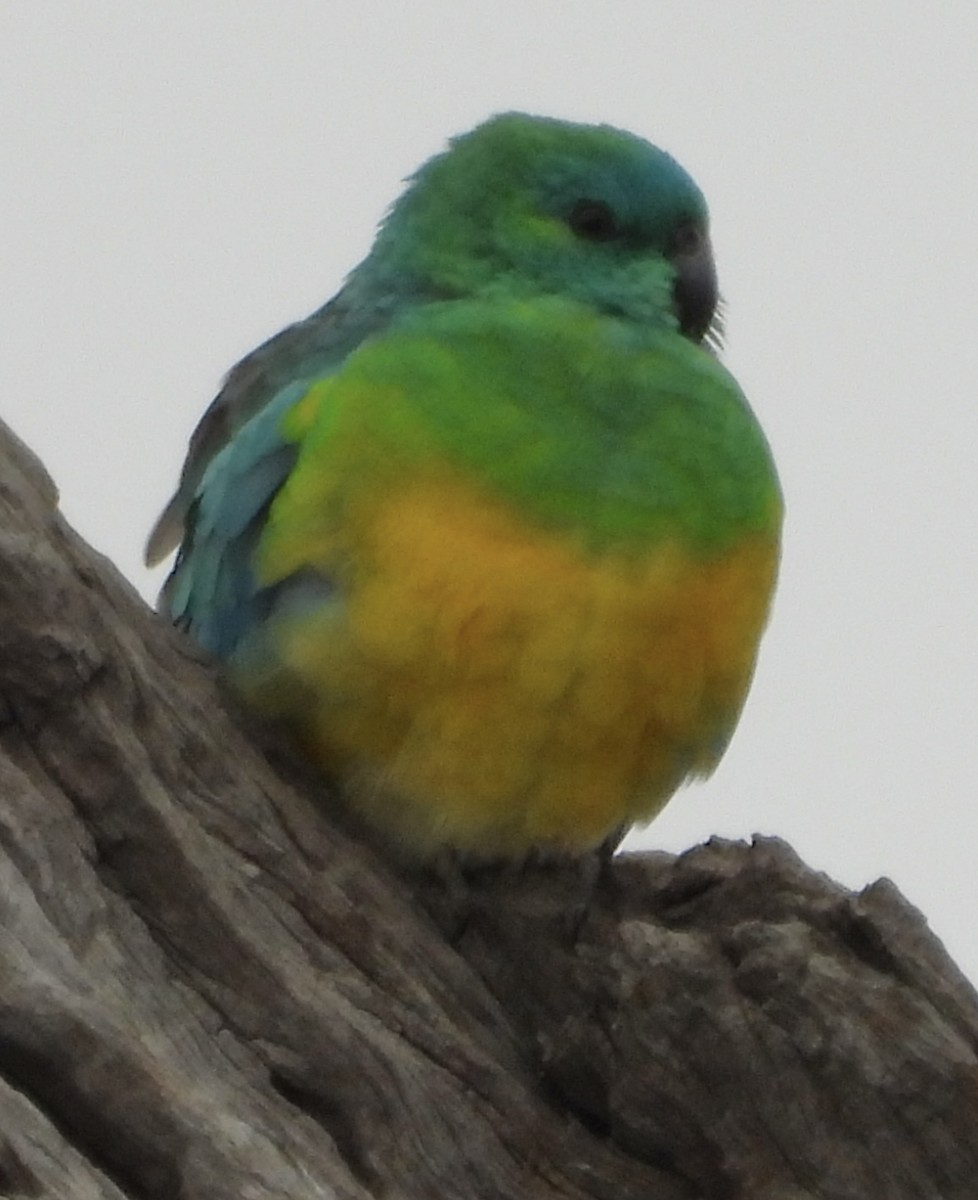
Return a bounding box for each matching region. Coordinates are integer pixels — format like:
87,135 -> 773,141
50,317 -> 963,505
162,382 -> 308,658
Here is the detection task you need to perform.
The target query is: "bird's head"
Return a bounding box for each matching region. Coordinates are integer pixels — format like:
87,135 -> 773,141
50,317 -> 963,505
368,112 -> 719,345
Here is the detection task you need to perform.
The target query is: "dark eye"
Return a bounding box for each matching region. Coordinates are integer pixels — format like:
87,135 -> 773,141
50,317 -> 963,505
568,199 -> 619,242
669,221 -> 704,258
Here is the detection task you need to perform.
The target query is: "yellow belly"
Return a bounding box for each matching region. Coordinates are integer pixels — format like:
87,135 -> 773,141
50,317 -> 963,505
252,475 -> 779,859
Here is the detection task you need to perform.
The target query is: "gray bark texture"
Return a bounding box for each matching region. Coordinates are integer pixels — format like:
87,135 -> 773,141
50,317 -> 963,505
0,415 -> 976,1200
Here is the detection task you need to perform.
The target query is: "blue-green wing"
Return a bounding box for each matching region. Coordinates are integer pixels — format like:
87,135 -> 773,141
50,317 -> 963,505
146,284 -> 403,566
162,382 -> 308,659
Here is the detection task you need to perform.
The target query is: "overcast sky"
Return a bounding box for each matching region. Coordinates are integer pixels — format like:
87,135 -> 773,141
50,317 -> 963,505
4,4 -> 977,985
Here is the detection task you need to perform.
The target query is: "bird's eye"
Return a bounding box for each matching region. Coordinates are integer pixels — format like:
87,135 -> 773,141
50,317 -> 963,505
568,199 -> 619,242
669,221 -> 704,258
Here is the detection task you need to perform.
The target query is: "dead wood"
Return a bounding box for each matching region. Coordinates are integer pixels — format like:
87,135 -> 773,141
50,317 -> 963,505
1,416 -> 976,1200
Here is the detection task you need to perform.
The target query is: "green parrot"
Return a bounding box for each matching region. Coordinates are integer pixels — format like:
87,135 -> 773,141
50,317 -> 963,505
149,112 -> 782,860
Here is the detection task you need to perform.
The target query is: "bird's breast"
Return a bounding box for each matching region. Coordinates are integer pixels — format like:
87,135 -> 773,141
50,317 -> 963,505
247,467 -> 779,860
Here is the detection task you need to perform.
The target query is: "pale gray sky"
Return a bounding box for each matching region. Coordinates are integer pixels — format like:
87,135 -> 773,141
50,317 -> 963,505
4,4 -> 977,983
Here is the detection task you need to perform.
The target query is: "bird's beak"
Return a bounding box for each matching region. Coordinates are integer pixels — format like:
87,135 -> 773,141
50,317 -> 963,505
672,237 -> 718,344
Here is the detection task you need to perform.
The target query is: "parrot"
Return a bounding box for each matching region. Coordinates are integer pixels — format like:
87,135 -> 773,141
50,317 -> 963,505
148,112 -> 782,862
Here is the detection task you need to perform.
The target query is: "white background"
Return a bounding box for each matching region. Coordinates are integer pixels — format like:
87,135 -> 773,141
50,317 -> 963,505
4,5 -> 976,984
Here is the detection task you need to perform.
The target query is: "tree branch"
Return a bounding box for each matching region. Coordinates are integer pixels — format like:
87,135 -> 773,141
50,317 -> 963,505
1,417 -> 976,1200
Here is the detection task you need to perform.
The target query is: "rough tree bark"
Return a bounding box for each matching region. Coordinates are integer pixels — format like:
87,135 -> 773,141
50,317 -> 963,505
0,416 -> 976,1200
